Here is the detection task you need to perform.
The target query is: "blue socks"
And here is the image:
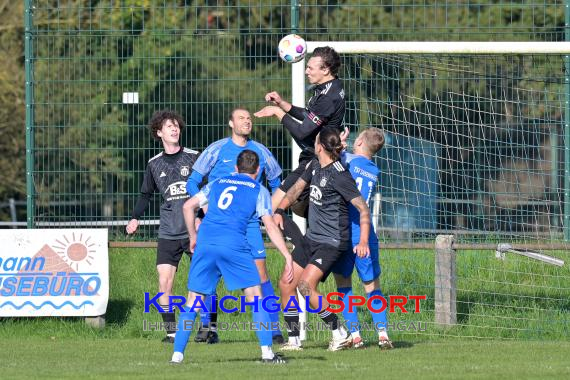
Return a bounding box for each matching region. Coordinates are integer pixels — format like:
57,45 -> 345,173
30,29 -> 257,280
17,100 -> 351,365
337,287 -> 389,333
337,287 -> 360,333
173,306 -> 197,354
261,280 -> 281,337
252,298 -> 273,346
173,296 -> 274,356
368,289 -> 388,330
199,294 -> 215,327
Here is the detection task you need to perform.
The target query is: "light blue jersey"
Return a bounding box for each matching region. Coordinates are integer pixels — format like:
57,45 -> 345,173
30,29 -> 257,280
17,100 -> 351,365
184,140 -> 283,339
195,174 -> 273,251
343,152 -> 379,245
332,152 -> 381,281
187,138 -> 281,260
187,138 -> 282,195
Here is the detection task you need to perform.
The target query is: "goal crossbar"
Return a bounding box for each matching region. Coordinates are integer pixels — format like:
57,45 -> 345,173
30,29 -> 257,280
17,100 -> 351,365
306,41 -> 570,54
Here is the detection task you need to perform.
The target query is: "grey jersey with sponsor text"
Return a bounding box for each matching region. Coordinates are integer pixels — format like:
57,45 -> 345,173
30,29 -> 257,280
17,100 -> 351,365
137,147 -> 199,239
300,159 -> 361,248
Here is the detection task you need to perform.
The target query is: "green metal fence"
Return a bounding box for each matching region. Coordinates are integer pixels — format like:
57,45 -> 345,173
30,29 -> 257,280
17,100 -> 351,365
22,0 -> 570,342
24,1 -> 569,245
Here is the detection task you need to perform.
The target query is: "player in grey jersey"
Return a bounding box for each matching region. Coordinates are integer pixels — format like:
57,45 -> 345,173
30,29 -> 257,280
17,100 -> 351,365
273,127 -> 371,352
126,109 -> 199,343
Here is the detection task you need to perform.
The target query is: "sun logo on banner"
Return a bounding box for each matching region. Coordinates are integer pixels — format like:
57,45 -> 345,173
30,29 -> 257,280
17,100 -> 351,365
51,233 -> 96,271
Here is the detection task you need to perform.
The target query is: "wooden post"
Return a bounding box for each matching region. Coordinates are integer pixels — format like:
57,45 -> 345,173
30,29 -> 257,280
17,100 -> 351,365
435,235 -> 456,326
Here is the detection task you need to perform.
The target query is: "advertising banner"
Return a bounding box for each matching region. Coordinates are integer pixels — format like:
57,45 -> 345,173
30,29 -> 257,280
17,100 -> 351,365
0,229 -> 109,317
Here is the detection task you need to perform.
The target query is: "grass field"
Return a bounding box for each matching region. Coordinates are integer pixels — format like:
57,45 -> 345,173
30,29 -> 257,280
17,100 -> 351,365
1,248 -> 569,379
1,338 -> 569,379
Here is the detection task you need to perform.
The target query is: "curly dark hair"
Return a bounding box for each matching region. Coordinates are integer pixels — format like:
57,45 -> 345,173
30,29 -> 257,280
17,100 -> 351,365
312,46 -> 341,77
147,109 -> 185,140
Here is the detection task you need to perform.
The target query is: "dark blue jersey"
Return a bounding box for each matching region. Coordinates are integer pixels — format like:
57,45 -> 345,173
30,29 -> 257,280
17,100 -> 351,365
282,78 -> 345,161
300,159 -> 361,248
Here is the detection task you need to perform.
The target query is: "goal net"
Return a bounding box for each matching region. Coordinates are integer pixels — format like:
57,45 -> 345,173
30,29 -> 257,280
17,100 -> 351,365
292,42 -> 570,249
291,42 -> 570,341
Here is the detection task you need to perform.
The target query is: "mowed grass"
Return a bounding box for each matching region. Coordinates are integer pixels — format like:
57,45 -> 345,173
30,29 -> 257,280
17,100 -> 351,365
0,248 -> 569,378
1,338 -> 569,379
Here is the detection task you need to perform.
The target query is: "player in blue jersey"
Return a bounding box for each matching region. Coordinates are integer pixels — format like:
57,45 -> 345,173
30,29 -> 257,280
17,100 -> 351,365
185,108 -> 284,344
332,127 -> 393,349
171,150 -> 293,364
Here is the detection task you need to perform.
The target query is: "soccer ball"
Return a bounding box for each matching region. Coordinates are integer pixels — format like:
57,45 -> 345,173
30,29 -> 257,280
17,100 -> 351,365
278,34 -> 307,63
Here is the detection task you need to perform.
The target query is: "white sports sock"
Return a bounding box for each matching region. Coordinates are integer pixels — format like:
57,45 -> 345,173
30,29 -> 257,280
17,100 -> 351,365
332,328 -> 346,340
351,331 -> 361,339
378,328 -> 389,340
261,345 -> 274,360
288,336 -> 300,345
171,352 -> 184,363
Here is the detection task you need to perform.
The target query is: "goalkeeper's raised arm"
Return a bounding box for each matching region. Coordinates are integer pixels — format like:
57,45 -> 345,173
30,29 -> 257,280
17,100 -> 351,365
254,46 -> 346,220
255,46 -> 345,161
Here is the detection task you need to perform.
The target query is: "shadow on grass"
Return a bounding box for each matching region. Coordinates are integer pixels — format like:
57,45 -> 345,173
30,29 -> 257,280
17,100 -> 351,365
105,299 -> 135,326
219,355 -> 327,364
393,340 -> 414,349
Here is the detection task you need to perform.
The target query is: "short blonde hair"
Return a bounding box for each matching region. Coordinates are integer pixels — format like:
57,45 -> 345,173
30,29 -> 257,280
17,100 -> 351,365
360,127 -> 385,155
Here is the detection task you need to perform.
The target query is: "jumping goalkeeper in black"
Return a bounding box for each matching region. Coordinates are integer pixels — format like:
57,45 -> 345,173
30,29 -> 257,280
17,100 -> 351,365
255,46 -> 346,255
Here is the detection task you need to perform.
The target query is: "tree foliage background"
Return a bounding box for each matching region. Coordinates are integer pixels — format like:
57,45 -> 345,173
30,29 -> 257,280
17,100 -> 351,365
0,2 -> 26,219
0,1 -> 566,229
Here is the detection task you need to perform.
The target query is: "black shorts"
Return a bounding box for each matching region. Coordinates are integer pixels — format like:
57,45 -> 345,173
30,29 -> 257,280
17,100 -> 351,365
279,157 -> 315,218
292,237 -> 345,279
156,238 -> 191,267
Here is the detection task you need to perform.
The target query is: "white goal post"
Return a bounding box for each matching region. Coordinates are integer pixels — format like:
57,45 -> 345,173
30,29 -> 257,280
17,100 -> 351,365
289,41 -> 570,341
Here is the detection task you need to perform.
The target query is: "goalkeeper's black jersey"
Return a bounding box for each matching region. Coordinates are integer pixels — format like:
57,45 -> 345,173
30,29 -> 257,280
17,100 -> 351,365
282,78 -> 346,162
132,147 -> 199,240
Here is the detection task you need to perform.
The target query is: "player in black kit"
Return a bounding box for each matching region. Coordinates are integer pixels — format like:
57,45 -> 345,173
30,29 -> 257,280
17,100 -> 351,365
254,46 -> 345,216
272,127 -> 371,352
126,109 -> 199,343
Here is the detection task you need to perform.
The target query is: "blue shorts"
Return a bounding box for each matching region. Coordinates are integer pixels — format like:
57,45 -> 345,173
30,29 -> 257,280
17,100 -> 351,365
331,242 -> 381,282
247,221 -> 266,260
187,244 -> 261,295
